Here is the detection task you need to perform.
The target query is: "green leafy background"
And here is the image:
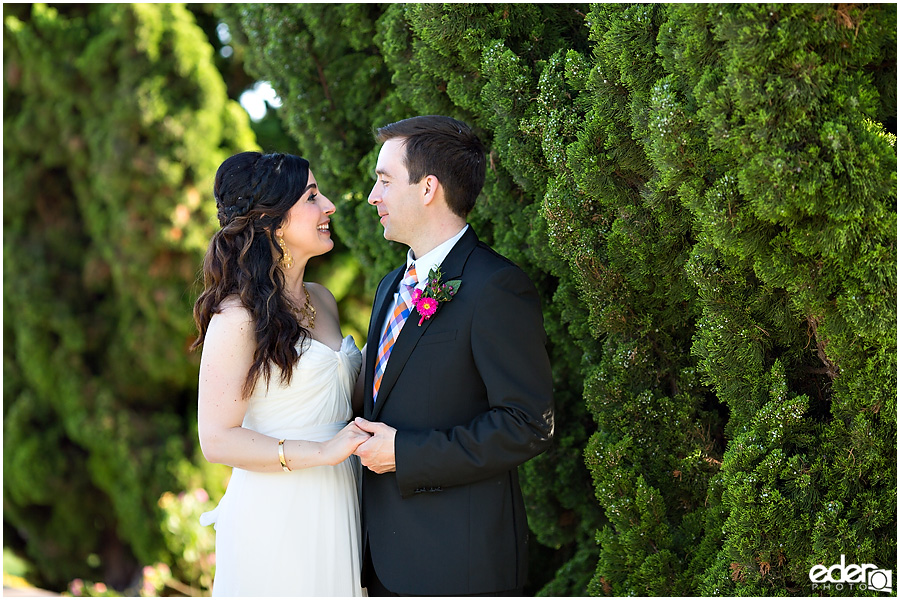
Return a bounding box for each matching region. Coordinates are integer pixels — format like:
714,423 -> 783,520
4,3 -> 895,596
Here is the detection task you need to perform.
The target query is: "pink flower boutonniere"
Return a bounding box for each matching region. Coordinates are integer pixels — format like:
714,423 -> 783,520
412,266 -> 461,326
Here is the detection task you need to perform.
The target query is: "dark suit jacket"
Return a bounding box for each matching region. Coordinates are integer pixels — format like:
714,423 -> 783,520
360,227 -> 554,595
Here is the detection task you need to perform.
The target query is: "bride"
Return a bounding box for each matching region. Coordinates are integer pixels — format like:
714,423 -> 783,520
192,151 -> 369,596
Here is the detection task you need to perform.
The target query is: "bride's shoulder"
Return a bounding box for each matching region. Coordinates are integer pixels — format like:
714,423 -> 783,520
305,282 -> 339,316
211,296 -> 253,329
200,297 -> 257,369
215,294 -> 249,313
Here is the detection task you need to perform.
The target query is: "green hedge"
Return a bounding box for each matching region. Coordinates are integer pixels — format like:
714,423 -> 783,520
3,3 -> 254,590
3,3 -> 895,596
225,3 -> 896,596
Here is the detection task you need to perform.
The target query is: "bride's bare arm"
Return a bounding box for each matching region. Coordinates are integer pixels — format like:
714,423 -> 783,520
197,303 -> 369,471
352,344 -> 367,415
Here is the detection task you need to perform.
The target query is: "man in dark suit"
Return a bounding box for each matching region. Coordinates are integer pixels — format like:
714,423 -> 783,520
354,115 -> 554,596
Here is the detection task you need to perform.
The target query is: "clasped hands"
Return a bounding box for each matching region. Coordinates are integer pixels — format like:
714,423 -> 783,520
337,417 -> 397,474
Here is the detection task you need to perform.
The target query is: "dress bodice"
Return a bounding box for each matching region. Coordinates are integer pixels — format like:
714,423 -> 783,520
241,335 -> 362,440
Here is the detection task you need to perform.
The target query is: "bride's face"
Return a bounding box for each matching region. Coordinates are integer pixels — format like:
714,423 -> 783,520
277,171 -> 336,262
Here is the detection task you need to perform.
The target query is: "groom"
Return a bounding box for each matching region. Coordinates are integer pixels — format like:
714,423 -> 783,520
354,115 -> 555,596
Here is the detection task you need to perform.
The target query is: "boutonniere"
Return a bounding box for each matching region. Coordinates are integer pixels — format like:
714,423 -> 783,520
410,267 -> 461,326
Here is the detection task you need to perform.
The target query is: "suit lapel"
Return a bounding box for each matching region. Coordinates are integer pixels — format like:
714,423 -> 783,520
370,228 -> 479,421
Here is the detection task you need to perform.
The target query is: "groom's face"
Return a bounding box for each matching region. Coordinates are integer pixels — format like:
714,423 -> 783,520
369,138 -> 424,247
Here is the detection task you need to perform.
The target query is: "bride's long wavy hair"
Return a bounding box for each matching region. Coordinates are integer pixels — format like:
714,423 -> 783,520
192,151 -> 311,398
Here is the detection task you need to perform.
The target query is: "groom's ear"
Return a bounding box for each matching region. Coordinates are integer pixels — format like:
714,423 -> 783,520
421,174 -> 441,206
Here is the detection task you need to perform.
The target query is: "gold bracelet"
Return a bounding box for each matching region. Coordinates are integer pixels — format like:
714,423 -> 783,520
278,439 -> 291,472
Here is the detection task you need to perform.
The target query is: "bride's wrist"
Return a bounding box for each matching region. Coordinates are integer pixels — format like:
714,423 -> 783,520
278,438 -> 292,472
318,439 -> 336,466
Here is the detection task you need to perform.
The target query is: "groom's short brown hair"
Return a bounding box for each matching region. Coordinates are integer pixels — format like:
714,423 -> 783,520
375,115 -> 486,218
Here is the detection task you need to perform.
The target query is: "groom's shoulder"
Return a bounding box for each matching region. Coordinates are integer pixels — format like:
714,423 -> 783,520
469,241 -> 528,279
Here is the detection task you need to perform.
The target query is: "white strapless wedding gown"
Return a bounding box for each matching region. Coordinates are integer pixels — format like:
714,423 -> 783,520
200,336 -> 365,597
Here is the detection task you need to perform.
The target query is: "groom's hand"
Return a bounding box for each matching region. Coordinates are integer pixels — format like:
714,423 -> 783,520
353,417 -> 397,474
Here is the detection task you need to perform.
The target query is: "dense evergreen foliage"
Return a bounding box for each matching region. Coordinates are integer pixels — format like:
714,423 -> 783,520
3,3 -> 255,590
224,3 -> 896,596
4,3 -> 895,596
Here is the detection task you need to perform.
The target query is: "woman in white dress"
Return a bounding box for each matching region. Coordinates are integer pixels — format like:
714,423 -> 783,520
192,151 -> 369,596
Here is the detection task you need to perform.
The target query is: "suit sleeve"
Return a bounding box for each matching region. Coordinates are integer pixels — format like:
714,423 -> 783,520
394,265 -> 555,497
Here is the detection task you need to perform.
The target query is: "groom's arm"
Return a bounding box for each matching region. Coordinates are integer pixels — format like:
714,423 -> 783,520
390,265 -> 555,497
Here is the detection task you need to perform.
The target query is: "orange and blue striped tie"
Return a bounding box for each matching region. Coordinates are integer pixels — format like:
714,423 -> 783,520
373,264 -> 418,402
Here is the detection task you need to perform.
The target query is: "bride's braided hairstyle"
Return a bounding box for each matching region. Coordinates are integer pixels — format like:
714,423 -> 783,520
192,151 -> 312,398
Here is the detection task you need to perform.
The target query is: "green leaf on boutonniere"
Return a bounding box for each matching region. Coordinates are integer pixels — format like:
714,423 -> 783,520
412,267 -> 461,325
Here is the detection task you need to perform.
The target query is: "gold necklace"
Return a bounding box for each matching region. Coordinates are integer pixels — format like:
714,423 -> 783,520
290,283 -> 316,329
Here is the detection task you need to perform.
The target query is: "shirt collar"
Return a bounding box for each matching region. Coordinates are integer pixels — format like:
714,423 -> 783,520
406,224 -> 468,289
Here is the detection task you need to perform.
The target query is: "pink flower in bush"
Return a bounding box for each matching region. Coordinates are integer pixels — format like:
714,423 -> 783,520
70,579 -> 84,596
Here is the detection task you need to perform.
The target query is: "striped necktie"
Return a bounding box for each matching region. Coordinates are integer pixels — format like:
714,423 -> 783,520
373,264 -> 418,402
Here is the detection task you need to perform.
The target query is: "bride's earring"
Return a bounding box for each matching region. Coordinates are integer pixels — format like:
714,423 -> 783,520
276,233 -> 294,269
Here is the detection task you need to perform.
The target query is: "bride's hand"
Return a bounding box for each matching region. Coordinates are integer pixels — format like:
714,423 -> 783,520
323,422 -> 372,465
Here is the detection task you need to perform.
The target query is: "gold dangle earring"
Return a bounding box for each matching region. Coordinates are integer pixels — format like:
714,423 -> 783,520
276,233 -> 294,269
